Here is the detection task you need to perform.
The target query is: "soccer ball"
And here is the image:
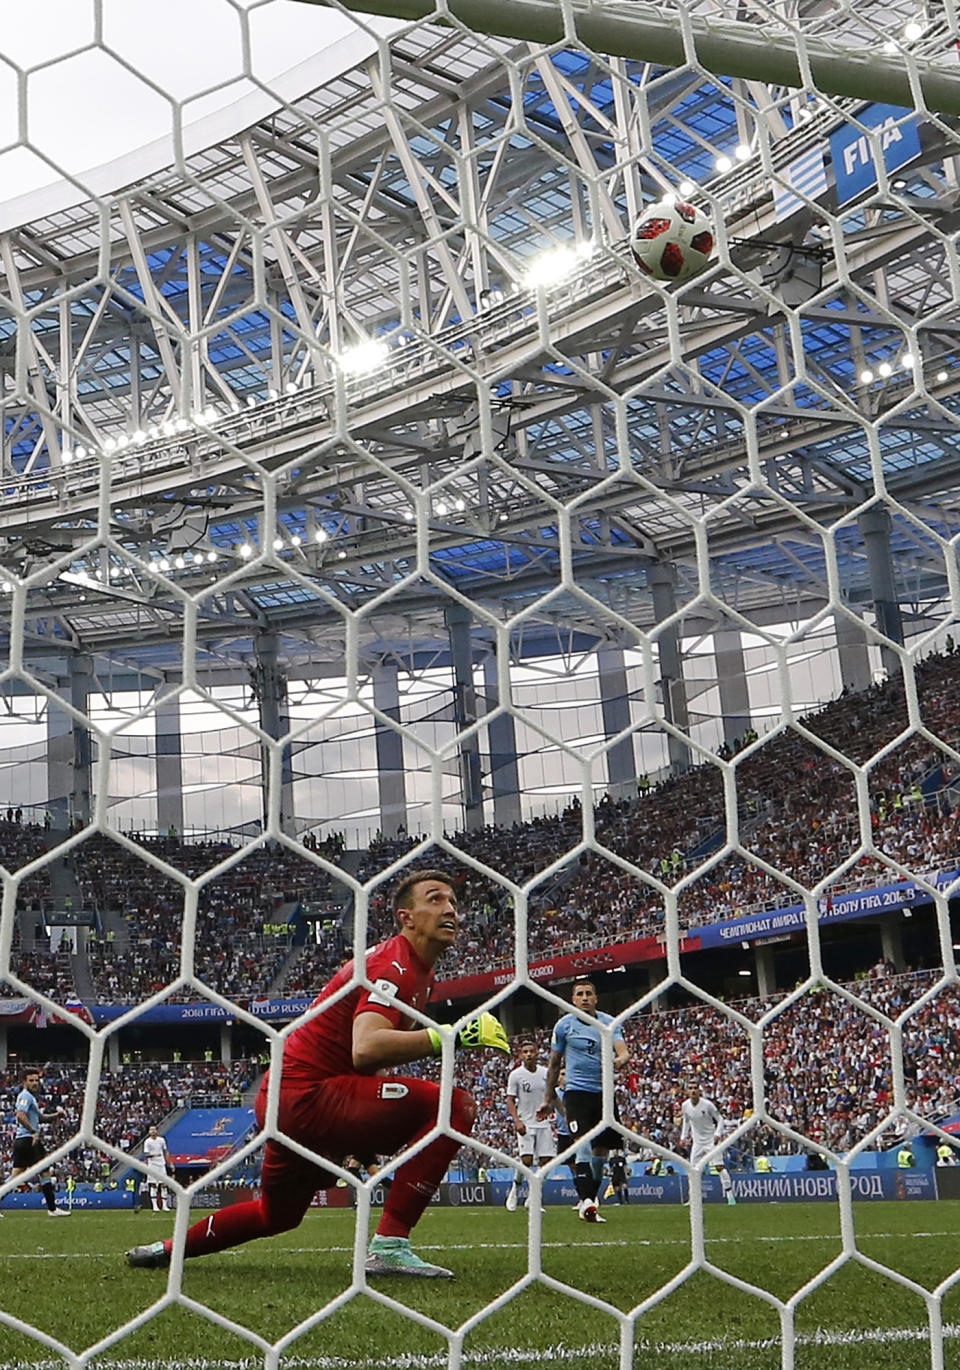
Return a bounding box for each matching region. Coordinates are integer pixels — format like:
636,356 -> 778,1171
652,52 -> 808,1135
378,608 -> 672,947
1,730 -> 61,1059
630,199 -> 714,284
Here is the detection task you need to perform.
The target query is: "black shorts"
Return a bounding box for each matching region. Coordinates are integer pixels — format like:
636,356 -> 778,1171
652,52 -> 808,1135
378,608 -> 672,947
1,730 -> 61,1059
12,1135 -> 46,1171
561,1089 -> 621,1152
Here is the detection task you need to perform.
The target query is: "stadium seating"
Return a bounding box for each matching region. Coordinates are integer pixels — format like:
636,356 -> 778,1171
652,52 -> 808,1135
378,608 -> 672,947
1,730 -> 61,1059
1,652 -> 959,1002
0,1059 -> 258,1185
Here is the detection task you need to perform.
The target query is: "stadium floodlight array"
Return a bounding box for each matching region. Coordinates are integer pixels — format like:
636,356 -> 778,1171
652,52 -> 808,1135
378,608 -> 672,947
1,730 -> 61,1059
2,0 -> 960,1367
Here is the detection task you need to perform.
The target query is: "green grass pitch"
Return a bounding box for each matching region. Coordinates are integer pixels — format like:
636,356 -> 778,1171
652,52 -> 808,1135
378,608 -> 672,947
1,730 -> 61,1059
1,1201 -> 959,1369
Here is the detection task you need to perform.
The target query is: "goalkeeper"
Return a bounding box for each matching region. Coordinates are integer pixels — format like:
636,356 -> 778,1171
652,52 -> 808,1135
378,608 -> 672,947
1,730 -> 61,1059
126,870 -> 508,1279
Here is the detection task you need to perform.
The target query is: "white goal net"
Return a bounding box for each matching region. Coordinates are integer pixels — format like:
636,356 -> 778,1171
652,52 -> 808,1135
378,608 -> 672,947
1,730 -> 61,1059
1,0 -> 960,1368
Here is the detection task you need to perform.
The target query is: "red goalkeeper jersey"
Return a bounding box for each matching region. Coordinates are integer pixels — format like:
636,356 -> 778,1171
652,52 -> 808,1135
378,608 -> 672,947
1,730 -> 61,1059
281,933 -> 435,1084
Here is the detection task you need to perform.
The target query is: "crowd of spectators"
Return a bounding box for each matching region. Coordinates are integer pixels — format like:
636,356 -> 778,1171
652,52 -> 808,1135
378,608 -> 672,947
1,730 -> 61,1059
2,946 -> 76,1004
278,920 -> 349,995
0,1058 -> 259,1187
446,965 -> 960,1170
0,812 -> 51,918
5,967 -> 957,1186
3,651 -> 960,1003
347,651 -> 960,981
73,835 -> 343,1004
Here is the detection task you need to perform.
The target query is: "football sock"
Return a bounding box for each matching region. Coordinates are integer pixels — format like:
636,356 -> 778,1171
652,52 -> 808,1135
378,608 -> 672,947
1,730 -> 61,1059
574,1161 -> 595,1202
41,1181 -> 56,1213
377,1089 -> 474,1239
180,1191 -> 312,1257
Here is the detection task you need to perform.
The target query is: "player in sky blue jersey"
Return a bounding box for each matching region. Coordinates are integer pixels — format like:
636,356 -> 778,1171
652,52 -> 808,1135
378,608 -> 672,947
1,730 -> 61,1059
5,1069 -> 70,1216
545,980 -> 630,1223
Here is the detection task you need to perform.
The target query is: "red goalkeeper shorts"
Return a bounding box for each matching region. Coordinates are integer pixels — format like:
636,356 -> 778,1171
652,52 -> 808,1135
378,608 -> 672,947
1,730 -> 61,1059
255,1072 -> 465,1201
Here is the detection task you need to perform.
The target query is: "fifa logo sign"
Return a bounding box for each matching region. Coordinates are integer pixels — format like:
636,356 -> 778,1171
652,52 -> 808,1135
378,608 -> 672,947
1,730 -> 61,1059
840,118 -> 904,177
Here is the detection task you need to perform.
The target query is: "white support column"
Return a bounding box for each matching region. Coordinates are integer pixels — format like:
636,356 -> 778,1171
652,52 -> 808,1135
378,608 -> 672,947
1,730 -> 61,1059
596,641 -> 637,799
859,506 -> 903,678
445,604 -> 484,830
881,917 -> 906,972
755,943 -> 776,999
220,1023 -> 232,1064
71,656 -> 93,828
155,682 -> 184,838
643,963 -> 667,1012
185,236 -> 205,413
57,292 -> 74,462
253,632 -> 295,837
483,653 -> 521,828
835,610 -> 872,694
649,562 -> 691,773
372,661 -> 409,838
714,628 -> 751,750
46,659 -> 72,834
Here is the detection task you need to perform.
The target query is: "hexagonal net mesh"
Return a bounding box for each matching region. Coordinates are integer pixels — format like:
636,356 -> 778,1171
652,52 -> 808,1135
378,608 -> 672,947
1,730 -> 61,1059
1,0 -> 960,1367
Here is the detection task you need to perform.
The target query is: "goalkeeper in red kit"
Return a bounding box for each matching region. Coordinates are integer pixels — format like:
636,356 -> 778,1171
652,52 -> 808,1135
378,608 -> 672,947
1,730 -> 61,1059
125,870 -> 509,1279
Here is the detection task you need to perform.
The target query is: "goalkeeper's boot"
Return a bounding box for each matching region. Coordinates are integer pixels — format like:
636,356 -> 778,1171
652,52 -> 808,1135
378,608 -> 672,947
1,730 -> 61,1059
365,1235 -> 453,1279
125,1240 -> 171,1269
48,1207 -> 71,1217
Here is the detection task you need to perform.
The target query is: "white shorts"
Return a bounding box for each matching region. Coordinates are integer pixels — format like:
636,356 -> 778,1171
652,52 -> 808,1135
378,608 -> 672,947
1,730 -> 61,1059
517,1124 -> 557,1161
690,1143 -> 726,1168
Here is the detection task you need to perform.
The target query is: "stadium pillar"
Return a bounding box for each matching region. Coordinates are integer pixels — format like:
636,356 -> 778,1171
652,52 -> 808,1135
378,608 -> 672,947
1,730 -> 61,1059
71,655 -> 94,828
46,654 -> 93,830
755,943 -> 776,998
859,506 -> 903,677
643,963 -> 667,1011
445,604 -> 484,830
835,610 -> 872,694
252,632 -> 295,837
107,1035 -> 121,1073
220,1023 -> 232,1063
483,653 -> 522,828
46,663 -> 72,833
881,916 -> 906,972
155,681 -> 184,837
0,1024 -> 6,1071
713,627 -> 751,750
649,562 -> 691,772
371,661 -> 409,838
596,641 -> 637,799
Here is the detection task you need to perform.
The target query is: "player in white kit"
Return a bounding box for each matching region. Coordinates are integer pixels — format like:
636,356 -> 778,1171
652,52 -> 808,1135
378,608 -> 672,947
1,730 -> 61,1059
142,1126 -> 172,1212
679,1081 -> 735,1204
504,1041 -> 556,1211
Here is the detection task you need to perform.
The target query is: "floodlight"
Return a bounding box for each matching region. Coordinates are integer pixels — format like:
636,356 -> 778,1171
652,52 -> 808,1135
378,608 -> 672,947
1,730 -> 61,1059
337,340 -> 390,375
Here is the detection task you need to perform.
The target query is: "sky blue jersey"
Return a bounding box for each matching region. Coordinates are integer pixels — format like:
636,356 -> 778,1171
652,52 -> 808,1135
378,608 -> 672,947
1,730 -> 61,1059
551,1011 -> 624,1093
14,1087 -> 39,1139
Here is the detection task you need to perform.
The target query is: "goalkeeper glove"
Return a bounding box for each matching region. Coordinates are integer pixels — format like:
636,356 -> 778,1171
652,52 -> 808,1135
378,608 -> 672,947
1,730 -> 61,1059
427,1012 -> 510,1056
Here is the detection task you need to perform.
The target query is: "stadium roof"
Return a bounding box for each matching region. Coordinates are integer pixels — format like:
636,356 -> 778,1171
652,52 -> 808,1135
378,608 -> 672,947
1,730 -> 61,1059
1,3 -> 958,679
